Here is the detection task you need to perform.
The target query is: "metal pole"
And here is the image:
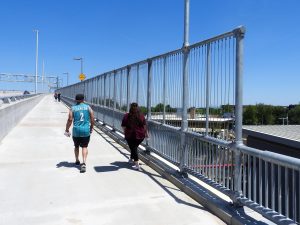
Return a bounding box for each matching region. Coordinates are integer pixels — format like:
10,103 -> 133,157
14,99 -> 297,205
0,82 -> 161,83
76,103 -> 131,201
233,26 -> 245,205
113,71 -> 117,130
205,43 -> 211,136
234,26 -> 245,145
34,29 -> 39,94
163,57 -> 167,124
126,66 -> 131,112
136,64 -> 139,103
147,59 -> 152,120
183,0 -> 190,47
81,58 -> 83,74
179,0 -> 190,174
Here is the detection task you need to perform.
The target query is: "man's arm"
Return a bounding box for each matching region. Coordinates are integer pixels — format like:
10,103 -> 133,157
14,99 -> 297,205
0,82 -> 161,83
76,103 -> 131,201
89,107 -> 95,133
65,109 -> 73,133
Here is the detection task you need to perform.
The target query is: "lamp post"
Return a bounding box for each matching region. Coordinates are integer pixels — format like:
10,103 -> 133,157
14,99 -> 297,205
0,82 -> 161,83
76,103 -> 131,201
63,72 -> 69,86
73,57 -> 83,74
33,29 -> 39,93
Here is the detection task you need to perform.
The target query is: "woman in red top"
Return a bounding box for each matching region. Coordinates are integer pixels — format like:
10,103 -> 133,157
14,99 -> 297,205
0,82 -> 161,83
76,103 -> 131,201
121,102 -> 148,170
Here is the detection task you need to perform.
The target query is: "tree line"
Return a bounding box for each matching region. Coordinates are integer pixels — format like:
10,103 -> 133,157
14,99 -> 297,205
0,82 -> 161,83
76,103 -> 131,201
243,104 -> 300,125
93,98 -> 300,125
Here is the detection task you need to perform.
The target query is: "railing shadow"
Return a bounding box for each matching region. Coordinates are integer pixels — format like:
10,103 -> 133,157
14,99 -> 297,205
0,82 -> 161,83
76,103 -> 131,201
94,129 -> 207,211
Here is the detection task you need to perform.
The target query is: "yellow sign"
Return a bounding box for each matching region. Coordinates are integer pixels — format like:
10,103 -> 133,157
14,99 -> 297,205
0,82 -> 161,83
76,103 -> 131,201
79,73 -> 86,81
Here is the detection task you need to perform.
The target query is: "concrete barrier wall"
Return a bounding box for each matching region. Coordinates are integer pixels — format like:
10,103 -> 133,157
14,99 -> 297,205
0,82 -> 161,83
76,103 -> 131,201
0,95 -> 44,142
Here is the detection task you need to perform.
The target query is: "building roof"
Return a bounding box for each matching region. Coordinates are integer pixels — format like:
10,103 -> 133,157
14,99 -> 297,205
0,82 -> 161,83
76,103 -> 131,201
243,125 -> 300,149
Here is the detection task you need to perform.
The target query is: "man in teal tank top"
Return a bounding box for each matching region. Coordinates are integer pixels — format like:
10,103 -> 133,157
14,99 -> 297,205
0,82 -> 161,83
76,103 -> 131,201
65,94 -> 94,173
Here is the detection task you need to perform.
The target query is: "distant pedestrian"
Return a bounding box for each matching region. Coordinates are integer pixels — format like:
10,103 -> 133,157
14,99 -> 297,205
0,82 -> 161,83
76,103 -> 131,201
57,92 -> 61,102
54,92 -> 58,101
65,94 -> 94,173
121,102 -> 148,171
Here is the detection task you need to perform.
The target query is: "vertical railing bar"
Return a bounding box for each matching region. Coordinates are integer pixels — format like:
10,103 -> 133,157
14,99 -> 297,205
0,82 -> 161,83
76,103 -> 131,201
163,57 -> 167,124
137,64 -> 140,104
278,165 -> 282,214
205,43 -> 211,136
293,169 -> 296,221
271,163 -> 275,211
147,59 -> 152,121
243,153 -> 246,196
254,157 -> 259,202
126,66 -> 131,112
259,158 -> 262,206
222,148 -> 226,187
112,71 -> 116,130
103,74 -> 107,123
265,161 -> 269,208
248,155 -> 252,200
285,167 -> 289,218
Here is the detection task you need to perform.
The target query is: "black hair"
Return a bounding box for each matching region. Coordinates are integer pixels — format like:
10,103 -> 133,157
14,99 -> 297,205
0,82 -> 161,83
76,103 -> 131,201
128,102 -> 143,127
75,94 -> 84,101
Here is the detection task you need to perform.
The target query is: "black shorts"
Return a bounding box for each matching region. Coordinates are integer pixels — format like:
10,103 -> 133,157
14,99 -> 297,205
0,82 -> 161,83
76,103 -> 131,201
72,136 -> 90,148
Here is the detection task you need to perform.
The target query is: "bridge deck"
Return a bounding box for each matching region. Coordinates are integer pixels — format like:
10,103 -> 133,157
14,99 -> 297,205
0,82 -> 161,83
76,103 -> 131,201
0,95 -> 225,225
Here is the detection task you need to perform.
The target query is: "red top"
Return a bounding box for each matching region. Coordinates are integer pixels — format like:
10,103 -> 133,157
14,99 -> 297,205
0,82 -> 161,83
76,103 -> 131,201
121,113 -> 146,140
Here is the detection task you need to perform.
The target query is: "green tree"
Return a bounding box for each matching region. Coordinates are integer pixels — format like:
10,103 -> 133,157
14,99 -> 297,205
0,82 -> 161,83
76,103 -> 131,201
288,105 -> 300,124
243,105 -> 258,125
153,103 -> 164,112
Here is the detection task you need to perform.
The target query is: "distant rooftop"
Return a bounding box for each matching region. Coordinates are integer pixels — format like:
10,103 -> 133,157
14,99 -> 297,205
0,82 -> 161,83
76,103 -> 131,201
243,125 -> 300,149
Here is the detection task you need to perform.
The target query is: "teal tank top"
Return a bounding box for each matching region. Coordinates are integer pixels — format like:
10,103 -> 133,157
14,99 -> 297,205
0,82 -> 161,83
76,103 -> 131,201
72,103 -> 91,137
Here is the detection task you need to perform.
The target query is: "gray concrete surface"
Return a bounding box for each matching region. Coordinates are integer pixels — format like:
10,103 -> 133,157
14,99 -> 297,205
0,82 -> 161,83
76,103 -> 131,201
0,95 -> 225,225
0,95 -> 43,142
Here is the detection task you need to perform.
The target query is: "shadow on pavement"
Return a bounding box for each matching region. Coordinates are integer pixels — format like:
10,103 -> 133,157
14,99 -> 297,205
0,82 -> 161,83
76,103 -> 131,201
56,161 -> 80,170
94,161 -> 132,173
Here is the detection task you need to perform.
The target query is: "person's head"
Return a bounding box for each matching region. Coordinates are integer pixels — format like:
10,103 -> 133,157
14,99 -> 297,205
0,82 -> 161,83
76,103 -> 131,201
75,94 -> 84,103
129,102 -> 139,114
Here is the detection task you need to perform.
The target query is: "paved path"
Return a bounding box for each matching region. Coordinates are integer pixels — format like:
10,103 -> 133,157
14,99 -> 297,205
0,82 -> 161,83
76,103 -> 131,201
0,95 -> 225,225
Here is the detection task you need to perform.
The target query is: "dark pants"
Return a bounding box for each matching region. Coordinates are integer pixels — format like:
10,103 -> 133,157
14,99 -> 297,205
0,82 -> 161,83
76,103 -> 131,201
126,138 -> 143,161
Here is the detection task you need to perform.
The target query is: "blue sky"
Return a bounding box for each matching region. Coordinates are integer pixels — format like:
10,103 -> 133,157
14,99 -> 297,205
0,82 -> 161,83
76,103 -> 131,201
0,0 -> 299,105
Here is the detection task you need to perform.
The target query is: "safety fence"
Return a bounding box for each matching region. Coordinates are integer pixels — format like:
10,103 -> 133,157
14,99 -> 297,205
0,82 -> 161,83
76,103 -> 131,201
59,27 -> 300,224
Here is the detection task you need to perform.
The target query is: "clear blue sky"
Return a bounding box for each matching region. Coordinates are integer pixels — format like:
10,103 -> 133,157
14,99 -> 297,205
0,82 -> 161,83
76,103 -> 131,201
0,0 -> 299,105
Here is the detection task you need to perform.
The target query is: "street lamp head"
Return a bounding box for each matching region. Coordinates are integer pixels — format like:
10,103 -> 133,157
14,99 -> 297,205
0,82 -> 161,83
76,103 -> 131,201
73,57 -> 82,61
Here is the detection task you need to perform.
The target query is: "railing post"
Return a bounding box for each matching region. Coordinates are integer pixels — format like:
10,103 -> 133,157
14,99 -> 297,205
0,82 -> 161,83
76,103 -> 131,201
120,70 -> 123,111
136,64 -> 140,104
232,26 -> 245,205
145,59 -> 153,154
113,70 -> 117,131
103,74 -> 107,124
179,46 -> 190,175
126,66 -> 131,112
163,57 -> 167,124
147,59 -> 152,121
205,43 -> 211,136
179,0 -> 190,176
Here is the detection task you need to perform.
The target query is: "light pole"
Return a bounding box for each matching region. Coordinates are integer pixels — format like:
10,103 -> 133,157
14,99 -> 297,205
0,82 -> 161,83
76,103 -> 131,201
33,29 -> 39,93
73,57 -> 83,74
63,72 -> 69,86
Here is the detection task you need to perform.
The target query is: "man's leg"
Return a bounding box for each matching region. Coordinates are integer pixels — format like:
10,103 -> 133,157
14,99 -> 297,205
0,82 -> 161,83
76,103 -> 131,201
80,136 -> 90,173
74,147 -> 80,164
82,147 -> 88,164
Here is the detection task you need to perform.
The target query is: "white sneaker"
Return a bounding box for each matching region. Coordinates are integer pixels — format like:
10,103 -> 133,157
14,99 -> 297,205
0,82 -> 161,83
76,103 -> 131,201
132,164 -> 141,171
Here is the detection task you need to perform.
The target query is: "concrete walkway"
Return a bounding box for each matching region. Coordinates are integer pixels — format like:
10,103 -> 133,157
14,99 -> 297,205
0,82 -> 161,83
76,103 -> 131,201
0,95 -> 225,225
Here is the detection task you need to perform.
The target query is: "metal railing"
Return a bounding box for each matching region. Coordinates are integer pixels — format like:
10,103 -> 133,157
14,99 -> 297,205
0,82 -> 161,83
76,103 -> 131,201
59,27 -> 300,224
